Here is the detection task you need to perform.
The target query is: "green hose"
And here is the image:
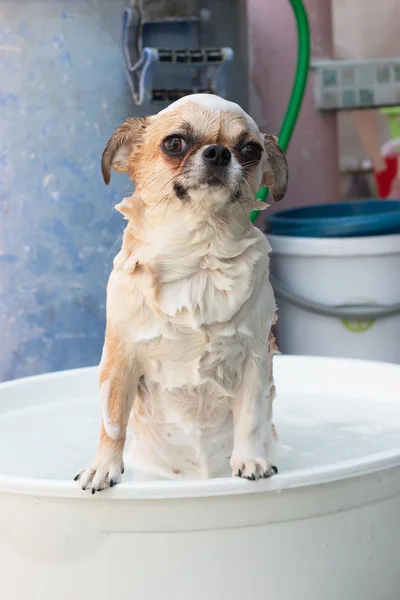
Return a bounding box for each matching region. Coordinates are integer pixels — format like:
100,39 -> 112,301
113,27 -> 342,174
249,0 -> 310,224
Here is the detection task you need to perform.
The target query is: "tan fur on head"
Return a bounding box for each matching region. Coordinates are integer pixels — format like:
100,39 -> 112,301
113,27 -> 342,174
101,96 -> 288,211
76,95 -> 283,492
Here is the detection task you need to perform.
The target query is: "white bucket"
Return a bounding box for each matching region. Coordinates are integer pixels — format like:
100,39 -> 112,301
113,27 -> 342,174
1,356 -> 400,599
268,234 -> 400,363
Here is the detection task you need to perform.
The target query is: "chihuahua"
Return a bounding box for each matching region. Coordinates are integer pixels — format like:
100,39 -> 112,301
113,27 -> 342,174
75,94 -> 288,492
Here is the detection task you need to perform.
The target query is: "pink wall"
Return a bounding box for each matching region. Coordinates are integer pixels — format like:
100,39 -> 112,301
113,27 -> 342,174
248,0 -> 340,213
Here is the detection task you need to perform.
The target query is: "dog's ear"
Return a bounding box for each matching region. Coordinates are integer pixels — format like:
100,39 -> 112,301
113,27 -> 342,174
261,134 -> 288,201
101,117 -> 149,185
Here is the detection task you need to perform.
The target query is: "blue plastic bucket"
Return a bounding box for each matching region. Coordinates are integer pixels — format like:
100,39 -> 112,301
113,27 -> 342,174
265,200 -> 400,238
267,199 -> 400,363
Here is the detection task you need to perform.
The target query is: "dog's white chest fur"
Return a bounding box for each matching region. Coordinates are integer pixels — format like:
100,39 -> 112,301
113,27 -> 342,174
109,223 -> 275,480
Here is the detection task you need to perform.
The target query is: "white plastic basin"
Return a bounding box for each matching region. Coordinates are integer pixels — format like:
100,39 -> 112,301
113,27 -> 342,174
1,355 -> 400,600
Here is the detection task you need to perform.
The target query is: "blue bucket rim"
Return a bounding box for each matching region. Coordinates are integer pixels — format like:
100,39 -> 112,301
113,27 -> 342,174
266,199 -> 400,224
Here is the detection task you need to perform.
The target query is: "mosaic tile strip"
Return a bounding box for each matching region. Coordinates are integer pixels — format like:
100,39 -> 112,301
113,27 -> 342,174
312,59 -> 400,110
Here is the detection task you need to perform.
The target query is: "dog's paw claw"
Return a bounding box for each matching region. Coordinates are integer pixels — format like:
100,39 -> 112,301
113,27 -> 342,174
75,459 -> 123,493
261,465 -> 278,478
231,457 -> 278,481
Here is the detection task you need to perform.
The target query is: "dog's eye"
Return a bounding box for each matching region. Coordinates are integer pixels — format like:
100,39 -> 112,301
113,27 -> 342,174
162,135 -> 187,155
239,143 -> 263,164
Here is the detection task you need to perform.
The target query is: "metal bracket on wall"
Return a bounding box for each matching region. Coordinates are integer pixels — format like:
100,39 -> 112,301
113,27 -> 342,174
312,58 -> 400,111
122,1 -> 233,105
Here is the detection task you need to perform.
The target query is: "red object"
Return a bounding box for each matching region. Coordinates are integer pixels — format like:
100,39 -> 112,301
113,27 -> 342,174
374,154 -> 398,198
388,176 -> 400,199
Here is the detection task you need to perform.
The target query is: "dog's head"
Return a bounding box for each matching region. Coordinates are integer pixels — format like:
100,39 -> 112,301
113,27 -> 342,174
101,94 -> 288,212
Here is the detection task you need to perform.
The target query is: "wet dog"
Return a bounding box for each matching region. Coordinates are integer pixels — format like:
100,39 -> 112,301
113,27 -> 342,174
75,94 -> 288,492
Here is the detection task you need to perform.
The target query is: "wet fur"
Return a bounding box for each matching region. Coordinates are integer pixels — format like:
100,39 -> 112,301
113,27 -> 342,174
76,95 -> 288,491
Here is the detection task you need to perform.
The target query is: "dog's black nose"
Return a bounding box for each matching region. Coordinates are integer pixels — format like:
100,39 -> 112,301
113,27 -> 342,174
203,145 -> 231,167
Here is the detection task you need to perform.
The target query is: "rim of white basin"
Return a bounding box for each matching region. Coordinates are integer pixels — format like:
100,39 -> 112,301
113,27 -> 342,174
0,356 -> 400,500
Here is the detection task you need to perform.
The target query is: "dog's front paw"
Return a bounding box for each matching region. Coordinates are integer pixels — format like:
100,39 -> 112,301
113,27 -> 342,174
74,454 -> 124,494
231,457 -> 278,481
